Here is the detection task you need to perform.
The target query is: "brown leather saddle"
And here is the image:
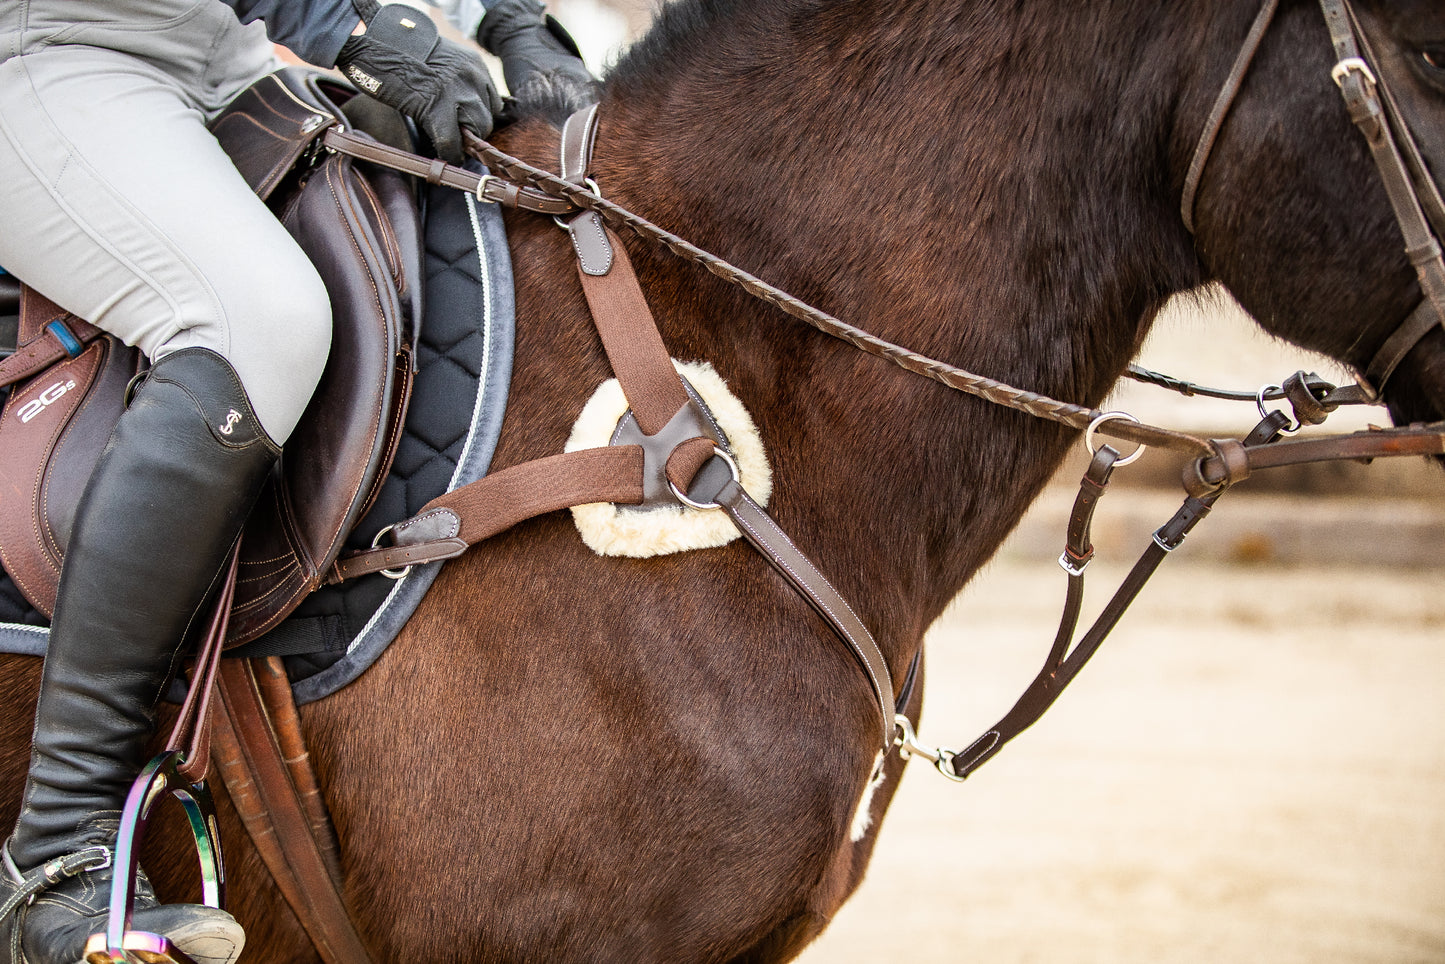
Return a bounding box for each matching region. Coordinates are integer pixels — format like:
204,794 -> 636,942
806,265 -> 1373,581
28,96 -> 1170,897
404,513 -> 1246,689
0,68 -> 420,646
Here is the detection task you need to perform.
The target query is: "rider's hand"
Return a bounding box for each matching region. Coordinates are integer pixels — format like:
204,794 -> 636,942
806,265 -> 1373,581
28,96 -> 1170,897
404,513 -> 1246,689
335,3 -> 501,164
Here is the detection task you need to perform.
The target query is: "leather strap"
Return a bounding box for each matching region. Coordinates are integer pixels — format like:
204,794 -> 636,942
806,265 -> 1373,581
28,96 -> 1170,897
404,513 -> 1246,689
0,291 -> 104,389
328,447 -> 646,582
252,657 -> 343,884
212,658 -> 374,964
690,472 -> 895,752
1181,0 -> 1281,233
573,223 -> 691,435
944,445 -> 1222,780
322,127 -> 579,215
559,105 -> 600,186
164,548 -> 239,785
1318,0 -> 1445,395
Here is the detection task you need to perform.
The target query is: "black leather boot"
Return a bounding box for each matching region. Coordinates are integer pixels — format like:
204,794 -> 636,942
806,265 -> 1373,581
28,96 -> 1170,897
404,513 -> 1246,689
476,0 -> 598,103
1,348 -> 279,964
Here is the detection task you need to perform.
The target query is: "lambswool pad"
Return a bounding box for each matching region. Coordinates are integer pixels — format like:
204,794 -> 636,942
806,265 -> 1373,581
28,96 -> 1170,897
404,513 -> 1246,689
565,360 -> 771,557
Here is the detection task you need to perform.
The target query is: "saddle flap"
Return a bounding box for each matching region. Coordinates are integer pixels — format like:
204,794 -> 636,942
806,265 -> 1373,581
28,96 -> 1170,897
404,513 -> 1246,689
0,327 -> 142,616
228,146 -> 421,645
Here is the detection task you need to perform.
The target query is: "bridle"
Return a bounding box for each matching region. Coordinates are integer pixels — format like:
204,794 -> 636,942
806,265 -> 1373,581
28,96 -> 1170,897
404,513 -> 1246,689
1183,0 -> 1445,400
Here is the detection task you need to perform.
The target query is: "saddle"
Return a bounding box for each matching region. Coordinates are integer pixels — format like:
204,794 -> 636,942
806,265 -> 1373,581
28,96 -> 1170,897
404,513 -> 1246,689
0,68 -> 420,645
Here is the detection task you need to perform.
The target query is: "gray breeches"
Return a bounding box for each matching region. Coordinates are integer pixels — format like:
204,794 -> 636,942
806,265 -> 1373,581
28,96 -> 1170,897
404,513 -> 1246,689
0,2 -> 332,442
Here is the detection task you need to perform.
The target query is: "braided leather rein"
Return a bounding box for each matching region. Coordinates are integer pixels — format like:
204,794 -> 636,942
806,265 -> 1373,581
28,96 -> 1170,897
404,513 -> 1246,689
464,128 -> 1445,493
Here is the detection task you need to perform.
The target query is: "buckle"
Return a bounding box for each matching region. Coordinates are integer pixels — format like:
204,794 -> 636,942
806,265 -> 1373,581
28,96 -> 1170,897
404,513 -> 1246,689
1331,56 -> 1377,89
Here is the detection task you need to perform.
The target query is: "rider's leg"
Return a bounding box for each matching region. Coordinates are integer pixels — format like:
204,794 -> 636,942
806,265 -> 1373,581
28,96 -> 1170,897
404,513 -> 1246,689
0,34 -> 329,964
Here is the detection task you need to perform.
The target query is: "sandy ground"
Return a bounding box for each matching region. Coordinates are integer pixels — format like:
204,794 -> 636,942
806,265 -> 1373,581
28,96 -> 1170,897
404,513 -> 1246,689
788,295 -> 1445,963
797,547 -> 1445,964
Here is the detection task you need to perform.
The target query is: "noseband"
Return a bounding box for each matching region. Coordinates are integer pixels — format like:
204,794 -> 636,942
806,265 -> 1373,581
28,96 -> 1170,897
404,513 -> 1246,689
1183,0 -> 1445,399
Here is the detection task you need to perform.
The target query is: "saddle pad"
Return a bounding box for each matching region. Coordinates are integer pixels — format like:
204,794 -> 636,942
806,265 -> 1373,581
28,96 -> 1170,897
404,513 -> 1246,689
0,169 -> 515,706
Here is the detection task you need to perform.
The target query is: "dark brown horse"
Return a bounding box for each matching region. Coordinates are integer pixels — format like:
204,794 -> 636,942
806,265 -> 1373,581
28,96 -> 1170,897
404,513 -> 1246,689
3,0 -> 1444,960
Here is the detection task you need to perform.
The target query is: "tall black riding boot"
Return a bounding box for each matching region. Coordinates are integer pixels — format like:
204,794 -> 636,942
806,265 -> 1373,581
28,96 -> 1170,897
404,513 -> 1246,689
0,348 -> 280,964
476,0 -> 598,104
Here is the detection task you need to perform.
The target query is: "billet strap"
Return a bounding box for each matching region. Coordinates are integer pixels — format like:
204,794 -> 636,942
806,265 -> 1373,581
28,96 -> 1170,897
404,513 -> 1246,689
211,658 -> 375,964
0,289 -> 104,389
163,548 -> 240,786
321,127 -> 579,215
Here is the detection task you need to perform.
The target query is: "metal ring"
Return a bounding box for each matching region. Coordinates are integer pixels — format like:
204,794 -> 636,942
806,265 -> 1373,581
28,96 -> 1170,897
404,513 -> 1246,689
370,524 -> 413,580
1255,384 -> 1302,434
1084,411 -> 1146,466
667,447 -> 740,510
552,178 -> 604,230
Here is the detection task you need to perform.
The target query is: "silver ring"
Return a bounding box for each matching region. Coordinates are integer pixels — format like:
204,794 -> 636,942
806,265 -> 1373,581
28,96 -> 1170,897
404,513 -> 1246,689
1255,384 -> 1302,435
370,524 -> 413,580
1084,411 -> 1146,466
668,447 -> 740,510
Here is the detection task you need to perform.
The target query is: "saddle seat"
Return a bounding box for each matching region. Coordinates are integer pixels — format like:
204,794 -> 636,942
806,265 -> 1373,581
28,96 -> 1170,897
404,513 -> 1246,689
0,68 -> 422,646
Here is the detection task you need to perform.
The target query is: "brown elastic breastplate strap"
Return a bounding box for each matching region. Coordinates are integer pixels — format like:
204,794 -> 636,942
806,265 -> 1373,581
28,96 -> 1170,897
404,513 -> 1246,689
211,658 -> 375,964
423,445 -> 645,543
327,446 -> 645,583
574,225 -> 690,436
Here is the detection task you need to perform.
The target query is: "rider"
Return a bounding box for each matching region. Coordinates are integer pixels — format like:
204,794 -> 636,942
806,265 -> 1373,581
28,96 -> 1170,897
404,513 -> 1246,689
0,1 -> 589,962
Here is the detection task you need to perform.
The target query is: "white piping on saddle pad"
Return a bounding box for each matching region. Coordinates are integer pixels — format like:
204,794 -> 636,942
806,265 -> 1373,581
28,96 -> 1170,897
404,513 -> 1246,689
565,360 -> 772,558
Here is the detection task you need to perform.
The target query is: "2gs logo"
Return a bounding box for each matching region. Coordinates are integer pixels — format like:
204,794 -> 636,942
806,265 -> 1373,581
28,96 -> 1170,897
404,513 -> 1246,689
17,379 -> 77,425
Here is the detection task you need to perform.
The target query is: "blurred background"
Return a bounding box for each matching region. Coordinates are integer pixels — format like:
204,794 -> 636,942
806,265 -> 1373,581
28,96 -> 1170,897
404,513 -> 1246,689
425,3 -> 1445,960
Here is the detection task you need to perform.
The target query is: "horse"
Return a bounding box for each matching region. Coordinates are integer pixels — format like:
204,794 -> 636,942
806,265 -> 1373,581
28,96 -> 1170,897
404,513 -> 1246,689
2,0 -> 1443,960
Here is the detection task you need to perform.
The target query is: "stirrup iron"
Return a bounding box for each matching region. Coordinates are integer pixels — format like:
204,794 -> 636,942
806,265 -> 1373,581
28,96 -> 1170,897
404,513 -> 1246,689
82,750 -> 224,964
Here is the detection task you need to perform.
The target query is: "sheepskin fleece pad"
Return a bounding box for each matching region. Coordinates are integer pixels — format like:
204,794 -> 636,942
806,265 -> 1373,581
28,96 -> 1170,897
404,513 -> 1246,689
564,361 -> 771,557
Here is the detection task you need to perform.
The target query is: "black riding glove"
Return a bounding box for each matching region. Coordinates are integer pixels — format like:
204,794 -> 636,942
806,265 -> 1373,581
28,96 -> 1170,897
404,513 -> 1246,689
336,3 -> 502,163
476,0 -> 596,100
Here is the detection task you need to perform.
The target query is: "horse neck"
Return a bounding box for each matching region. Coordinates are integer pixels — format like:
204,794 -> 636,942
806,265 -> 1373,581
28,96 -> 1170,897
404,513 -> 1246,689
579,0 -> 1230,637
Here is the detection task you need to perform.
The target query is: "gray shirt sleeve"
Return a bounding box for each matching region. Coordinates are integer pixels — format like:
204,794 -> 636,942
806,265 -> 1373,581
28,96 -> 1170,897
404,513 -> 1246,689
221,0 -> 361,67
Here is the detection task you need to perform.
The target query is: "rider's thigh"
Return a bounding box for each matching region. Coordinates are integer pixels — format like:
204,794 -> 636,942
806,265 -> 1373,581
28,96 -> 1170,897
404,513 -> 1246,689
0,46 -> 330,443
